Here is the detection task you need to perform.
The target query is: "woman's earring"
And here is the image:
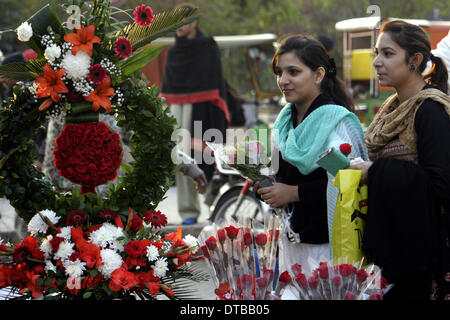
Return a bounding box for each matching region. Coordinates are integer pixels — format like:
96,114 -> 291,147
410,64 -> 416,71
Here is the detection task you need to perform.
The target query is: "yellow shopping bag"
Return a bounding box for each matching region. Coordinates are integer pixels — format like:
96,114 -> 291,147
331,170 -> 368,265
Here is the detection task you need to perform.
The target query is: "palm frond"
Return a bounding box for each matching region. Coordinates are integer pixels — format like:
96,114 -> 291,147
118,7 -> 199,51
0,58 -> 46,82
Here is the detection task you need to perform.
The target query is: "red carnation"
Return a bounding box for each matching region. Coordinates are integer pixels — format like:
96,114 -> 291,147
133,5 -> 154,27
67,210 -> 88,227
124,240 -> 147,258
339,143 -> 352,156
88,64 -> 107,84
113,37 -> 133,59
143,210 -> 167,229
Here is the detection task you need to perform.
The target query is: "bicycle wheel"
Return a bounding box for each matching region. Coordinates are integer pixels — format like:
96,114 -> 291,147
211,187 -> 264,224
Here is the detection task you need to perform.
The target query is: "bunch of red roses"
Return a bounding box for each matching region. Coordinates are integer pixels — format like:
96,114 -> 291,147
0,208 -> 200,300
54,122 -> 122,192
279,260 -> 392,300
198,214 -> 282,300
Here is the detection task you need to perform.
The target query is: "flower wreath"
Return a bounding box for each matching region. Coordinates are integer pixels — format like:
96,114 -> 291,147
0,2 -> 198,225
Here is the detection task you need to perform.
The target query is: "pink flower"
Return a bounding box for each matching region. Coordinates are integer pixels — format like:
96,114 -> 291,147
133,5 -> 154,27
114,37 -> 132,59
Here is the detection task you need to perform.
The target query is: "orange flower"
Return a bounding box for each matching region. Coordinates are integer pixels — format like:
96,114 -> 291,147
35,64 -> 68,111
165,226 -> 183,242
64,25 -> 101,57
85,75 -> 115,113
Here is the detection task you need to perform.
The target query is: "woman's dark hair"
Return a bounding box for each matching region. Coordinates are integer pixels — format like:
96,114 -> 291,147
380,20 -> 448,94
272,34 -> 354,111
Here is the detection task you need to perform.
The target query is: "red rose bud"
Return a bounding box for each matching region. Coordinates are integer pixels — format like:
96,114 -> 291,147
278,271 -> 292,285
344,292 -> 357,300
241,274 -> 253,286
263,268 -> 274,281
243,231 -> 253,246
269,229 -> 280,242
291,263 -> 302,276
205,236 -> 218,251
331,275 -> 342,287
338,263 -> 356,277
295,273 -> 307,288
369,294 -> 382,300
356,269 -> 368,283
317,262 -> 329,279
225,225 -> 240,239
256,277 -> 268,288
339,143 -> 352,156
200,245 -> 210,259
255,233 -> 267,246
217,228 -> 227,242
308,275 -> 319,289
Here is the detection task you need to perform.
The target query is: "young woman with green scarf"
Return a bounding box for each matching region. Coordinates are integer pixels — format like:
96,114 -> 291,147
254,35 -> 368,298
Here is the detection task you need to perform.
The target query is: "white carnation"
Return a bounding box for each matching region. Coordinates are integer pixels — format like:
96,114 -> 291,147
63,259 -> 86,278
56,226 -> 72,240
40,235 -> 53,259
152,257 -> 168,278
54,241 -> 74,261
45,260 -> 57,274
146,245 -> 159,262
61,50 -> 90,81
89,223 -> 123,249
27,210 -> 60,235
98,249 -> 123,279
44,44 -> 61,63
183,234 -> 199,253
17,22 -> 33,42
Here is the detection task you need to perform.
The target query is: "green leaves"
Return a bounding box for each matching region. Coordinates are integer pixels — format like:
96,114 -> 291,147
118,7 -> 199,51
118,46 -> 164,81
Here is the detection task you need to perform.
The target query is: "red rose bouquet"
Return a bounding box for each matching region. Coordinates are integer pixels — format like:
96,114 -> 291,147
285,259 -> 392,300
54,122 -> 122,194
198,214 -> 282,300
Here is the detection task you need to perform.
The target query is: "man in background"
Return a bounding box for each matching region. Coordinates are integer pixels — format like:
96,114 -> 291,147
161,4 -> 229,225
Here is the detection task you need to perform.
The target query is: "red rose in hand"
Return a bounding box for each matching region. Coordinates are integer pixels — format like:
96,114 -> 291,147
339,143 -> 352,156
